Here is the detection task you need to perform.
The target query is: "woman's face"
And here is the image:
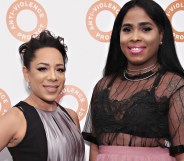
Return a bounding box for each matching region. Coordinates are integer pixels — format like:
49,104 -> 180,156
23,47 -> 65,102
120,6 -> 163,70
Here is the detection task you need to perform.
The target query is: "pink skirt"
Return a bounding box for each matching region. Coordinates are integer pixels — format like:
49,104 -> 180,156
96,146 -> 176,161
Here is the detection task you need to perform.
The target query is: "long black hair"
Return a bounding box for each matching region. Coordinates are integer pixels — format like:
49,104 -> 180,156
103,0 -> 184,76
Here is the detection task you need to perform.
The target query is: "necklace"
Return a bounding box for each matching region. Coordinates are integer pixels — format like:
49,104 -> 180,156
123,70 -> 158,81
126,63 -> 158,76
127,63 -> 157,72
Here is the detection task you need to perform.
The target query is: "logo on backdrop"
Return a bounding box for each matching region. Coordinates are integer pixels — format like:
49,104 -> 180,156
165,0 -> 184,42
6,0 -> 48,42
0,88 -> 11,116
86,0 -> 120,42
56,85 -> 88,121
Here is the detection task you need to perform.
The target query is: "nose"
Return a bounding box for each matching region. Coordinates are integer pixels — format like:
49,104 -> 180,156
48,70 -> 58,81
131,30 -> 140,42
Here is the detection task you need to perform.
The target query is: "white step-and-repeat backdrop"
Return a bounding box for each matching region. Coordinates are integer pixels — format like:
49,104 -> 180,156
0,0 -> 184,160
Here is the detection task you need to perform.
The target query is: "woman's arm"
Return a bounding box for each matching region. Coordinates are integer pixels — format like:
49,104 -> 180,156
0,107 -> 26,151
89,143 -> 99,161
175,153 -> 184,161
169,86 -> 184,161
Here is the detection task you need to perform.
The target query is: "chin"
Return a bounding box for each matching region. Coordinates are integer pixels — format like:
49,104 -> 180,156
43,96 -> 58,103
129,61 -> 146,66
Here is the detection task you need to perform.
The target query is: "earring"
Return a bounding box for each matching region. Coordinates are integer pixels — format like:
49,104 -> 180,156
160,41 -> 163,45
27,82 -> 31,89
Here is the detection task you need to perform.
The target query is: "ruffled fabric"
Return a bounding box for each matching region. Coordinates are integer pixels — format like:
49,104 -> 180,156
36,106 -> 85,161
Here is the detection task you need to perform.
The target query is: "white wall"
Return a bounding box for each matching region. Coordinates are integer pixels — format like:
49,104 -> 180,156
0,0 -> 184,160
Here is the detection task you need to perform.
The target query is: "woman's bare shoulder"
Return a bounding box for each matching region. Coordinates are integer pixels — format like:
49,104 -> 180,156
0,107 -> 26,149
65,108 -> 80,130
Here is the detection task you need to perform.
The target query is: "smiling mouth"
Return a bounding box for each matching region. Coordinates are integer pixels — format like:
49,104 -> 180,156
44,85 -> 59,93
129,47 -> 145,54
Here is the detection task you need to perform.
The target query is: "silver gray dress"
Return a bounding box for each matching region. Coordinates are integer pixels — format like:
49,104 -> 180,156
8,101 -> 85,161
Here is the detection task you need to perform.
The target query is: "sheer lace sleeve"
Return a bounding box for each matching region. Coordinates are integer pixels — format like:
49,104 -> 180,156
82,76 -> 112,145
169,85 -> 184,156
82,85 -> 98,144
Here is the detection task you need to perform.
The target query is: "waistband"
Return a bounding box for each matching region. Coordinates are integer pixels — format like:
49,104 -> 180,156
99,146 -> 170,156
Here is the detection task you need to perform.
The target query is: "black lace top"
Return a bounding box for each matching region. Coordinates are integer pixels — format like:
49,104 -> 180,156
82,69 -> 184,156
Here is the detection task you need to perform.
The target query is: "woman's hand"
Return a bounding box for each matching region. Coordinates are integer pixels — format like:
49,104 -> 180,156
89,143 -> 99,161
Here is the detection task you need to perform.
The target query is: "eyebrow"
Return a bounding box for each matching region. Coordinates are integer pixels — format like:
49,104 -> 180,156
37,63 -> 64,66
122,22 -> 153,27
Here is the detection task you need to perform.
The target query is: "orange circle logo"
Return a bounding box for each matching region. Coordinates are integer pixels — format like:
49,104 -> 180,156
6,0 -> 48,42
56,85 -> 88,121
0,88 -> 11,116
165,0 -> 184,42
86,0 -> 121,42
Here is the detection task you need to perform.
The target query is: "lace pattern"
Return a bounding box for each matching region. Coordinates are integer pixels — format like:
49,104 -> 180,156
83,70 -> 184,149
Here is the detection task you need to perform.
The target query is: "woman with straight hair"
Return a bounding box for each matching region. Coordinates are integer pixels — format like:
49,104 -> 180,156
82,0 -> 184,160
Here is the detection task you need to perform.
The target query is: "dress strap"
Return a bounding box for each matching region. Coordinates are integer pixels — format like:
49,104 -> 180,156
14,102 -> 26,115
15,106 -> 24,112
150,69 -> 166,95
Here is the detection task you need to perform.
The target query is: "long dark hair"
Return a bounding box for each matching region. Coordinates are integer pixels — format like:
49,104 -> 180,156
103,0 -> 184,76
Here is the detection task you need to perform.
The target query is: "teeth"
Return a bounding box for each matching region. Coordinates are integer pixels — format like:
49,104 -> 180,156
131,48 -> 141,51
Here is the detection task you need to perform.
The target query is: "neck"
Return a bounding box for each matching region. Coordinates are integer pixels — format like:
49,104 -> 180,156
25,95 -> 57,111
123,63 -> 160,81
126,63 -> 158,75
